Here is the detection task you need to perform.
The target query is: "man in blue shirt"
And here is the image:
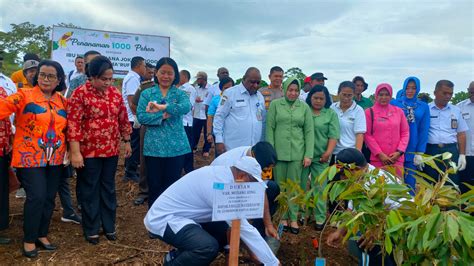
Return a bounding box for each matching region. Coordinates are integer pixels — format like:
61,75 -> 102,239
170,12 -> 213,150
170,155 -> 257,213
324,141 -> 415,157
425,80 -> 468,185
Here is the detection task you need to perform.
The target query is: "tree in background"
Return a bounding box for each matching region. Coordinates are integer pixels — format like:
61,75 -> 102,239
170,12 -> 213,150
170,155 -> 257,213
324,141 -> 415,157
0,22 -> 79,75
417,92 -> 433,103
284,67 -> 306,85
451,91 -> 469,105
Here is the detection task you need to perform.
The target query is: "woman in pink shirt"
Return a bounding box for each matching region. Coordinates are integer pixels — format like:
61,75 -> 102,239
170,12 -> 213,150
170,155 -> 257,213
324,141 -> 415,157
364,83 -> 409,176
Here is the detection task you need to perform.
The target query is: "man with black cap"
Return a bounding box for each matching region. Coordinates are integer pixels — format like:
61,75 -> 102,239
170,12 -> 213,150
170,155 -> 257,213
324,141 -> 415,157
145,156 -> 279,265
211,141 -> 280,239
299,72 -> 327,101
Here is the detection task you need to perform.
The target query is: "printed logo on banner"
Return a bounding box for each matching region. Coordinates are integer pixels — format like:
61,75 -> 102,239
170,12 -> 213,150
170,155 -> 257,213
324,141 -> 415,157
53,32 -> 74,50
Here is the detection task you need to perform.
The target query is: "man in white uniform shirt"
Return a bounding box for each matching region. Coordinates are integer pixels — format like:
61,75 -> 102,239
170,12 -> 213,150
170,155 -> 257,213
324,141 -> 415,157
144,156 -> 279,265
178,70 -> 196,173
204,67 -> 230,109
122,56 -> 147,182
457,81 -> 474,193
213,67 -> 266,155
192,71 -> 212,156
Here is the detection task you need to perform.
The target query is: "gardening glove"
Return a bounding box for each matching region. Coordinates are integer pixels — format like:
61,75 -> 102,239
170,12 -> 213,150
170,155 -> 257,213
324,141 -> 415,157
132,115 -> 141,129
413,154 -> 424,170
457,154 -> 466,171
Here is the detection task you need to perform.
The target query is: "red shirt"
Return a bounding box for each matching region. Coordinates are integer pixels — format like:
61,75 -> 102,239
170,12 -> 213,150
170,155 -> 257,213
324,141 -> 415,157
0,87 -> 12,157
67,81 -> 131,158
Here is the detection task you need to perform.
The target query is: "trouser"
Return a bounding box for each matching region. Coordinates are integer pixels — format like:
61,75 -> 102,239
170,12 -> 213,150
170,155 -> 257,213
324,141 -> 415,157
274,160 -> 303,221
348,240 -> 396,266
0,155 -> 9,231
183,126 -> 194,173
124,122 -> 140,182
158,223 -> 226,266
18,165 -> 62,243
137,126 -> 148,199
252,180 -> 280,237
76,156 -> 119,237
58,164 -> 78,217
424,143 -> 460,185
404,160 -> 417,195
301,161 -> 328,224
459,155 -> 474,194
192,118 -> 211,153
145,155 -> 185,209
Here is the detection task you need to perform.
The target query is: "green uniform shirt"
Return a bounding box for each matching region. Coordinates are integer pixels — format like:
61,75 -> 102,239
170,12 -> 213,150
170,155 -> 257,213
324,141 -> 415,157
311,108 -> 340,160
266,98 -> 314,161
355,95 -> 373,110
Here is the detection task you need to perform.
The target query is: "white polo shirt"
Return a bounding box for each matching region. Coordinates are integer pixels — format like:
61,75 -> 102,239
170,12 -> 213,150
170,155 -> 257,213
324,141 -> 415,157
457,98 -> 474,156
122,70 -> 142,121
331,101 -> 367,154
144,165 -> 279,265
192,83 -> 210,120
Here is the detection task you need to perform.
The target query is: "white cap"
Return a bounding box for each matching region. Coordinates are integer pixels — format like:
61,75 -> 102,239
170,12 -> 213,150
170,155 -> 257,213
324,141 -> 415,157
233,156 -> 267,188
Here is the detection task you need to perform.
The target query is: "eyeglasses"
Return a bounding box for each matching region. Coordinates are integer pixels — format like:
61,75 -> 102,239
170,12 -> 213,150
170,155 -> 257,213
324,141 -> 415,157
38,72 -> 58,81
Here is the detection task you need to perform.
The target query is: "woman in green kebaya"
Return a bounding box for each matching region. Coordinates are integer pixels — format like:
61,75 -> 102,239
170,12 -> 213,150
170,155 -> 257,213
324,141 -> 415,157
302,85 -> 340,230
266,77 -> 314,234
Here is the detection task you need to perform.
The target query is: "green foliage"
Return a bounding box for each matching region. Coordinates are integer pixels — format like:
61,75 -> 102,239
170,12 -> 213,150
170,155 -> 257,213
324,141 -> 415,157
0,22 -> 80,75
451,91 -> 469,105
275,153 -> 474,265
284,67 -> 306,85
417,92 -> 433,103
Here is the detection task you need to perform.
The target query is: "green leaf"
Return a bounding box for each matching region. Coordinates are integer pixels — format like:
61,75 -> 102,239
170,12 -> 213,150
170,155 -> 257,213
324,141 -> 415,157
328,165 -> 337,181
422,212 -> 441,250
442,152 -> 452,161
385,234 -> 393,254
407,223 -> 418,250
458,216 -> 473,246
446,214 -> 459,241
345,212 -> 365,226
422,189 -> 433,206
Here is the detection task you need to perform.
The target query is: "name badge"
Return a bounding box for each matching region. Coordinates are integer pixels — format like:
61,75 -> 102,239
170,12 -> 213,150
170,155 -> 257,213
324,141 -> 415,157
235,99 -> 247,107
430,116 -> 438,119
451,118 -> 458,129
462,112 -> 471,120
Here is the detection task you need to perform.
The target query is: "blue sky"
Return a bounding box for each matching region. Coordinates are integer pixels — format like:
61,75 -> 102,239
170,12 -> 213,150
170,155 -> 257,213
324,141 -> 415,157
1,0 -> 473,95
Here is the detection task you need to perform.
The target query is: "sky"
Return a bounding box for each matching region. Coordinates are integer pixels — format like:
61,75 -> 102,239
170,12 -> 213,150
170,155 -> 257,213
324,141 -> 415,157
1,0 -> 473,95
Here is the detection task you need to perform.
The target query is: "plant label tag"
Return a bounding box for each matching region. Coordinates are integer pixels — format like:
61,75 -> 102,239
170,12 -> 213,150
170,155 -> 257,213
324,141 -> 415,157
315,257 -> 326,266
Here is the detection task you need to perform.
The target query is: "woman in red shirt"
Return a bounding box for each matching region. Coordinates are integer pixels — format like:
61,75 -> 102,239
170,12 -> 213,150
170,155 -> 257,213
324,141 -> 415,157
0,86 -> 12,246
0,60 -> 67,257
68,56 -> 132,245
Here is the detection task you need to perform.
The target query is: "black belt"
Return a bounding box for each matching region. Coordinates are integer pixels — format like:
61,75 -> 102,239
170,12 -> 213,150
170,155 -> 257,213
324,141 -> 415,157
427,143 -> 457,148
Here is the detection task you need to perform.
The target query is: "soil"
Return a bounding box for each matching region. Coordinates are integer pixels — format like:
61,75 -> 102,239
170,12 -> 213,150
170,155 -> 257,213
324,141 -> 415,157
0,146 -> 357,265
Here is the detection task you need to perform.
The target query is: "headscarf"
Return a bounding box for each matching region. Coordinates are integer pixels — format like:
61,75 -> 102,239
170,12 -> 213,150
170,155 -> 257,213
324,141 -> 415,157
400,76 -> 421,106
374,83 -> 393,109
282,77 -> 301,104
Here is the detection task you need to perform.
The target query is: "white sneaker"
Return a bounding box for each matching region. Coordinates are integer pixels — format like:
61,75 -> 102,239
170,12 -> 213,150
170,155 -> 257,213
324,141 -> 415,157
15,188 -> 26,198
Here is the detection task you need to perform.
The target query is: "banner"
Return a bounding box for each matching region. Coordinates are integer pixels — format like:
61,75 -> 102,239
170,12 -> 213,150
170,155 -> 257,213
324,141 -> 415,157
51,26 -> 170,77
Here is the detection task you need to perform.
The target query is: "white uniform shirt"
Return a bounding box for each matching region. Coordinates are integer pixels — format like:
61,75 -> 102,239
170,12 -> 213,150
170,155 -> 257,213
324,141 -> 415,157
204,82 -> 221,106
428,102 -> 468,144
211,146 -> 251,167
122,70 -> 142,121
179,82 -> 196,127
299,89 -> 309,102
457,99 -> 474,156
144,165 -> 279,265
213,84 -> 266,151
331,101 -> 367,154
192,83 -> 210,120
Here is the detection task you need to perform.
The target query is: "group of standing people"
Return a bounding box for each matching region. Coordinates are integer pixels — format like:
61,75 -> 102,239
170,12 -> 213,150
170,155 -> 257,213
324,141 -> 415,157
0,47 -> 472,264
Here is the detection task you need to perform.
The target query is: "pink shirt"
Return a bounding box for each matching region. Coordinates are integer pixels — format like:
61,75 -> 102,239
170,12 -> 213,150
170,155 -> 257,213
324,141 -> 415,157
364,83 -> 409,166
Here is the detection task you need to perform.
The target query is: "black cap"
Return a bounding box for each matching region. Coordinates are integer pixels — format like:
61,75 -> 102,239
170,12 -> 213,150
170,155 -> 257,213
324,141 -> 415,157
336,148 -> 367,167
251,141 -> 277,169
310,72 -> 327,81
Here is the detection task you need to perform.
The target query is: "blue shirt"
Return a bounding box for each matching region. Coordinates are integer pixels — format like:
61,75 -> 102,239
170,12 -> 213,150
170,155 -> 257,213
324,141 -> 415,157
428,102 -> 468,144
137,85 -> 192,157
207,95 -> 221,116
390,76 -> 430,161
